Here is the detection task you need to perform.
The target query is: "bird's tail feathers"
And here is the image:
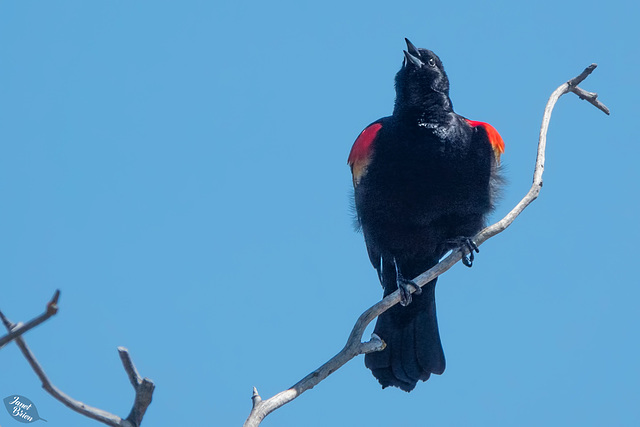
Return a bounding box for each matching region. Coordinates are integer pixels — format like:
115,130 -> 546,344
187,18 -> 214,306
364,279 -> 445,391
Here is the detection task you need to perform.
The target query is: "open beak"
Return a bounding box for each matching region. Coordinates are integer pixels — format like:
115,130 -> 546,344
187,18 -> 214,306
405,38 -> 421,57
403,38 -> 424,67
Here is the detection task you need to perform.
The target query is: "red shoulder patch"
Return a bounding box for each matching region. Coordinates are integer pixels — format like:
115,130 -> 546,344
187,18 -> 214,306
348,122 -> 382,187
466,119 -> 505,163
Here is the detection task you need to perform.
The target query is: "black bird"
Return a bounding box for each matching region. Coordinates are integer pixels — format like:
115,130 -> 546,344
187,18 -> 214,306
348,39 -> 504,391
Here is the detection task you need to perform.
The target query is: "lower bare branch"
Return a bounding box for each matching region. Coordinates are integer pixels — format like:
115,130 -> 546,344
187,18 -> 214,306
243,64 -> 609,427
1,299 -> 155,427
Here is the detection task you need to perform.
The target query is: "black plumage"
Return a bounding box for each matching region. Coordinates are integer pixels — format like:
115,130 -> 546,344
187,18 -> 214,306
348,39 -> 504,391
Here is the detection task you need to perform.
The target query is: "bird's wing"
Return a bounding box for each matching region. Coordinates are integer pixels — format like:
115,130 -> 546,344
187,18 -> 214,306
347,121 -> 383,187
465,119 -> 505,164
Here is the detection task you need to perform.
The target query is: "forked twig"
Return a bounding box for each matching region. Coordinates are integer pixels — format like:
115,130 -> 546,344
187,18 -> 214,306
1,294 -> 155,427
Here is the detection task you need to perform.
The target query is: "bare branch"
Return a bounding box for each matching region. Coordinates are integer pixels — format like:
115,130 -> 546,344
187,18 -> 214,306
119,347 -> 155,426
1,303 -> 154,427
243,64 -> 609,427
244,335 -> 384,426
0,290 -> 60,349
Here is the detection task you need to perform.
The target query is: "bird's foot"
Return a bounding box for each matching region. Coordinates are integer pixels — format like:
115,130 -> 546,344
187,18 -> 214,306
392,257 -> 421,306
447,236 -> 479,268
397,276 -> 421,307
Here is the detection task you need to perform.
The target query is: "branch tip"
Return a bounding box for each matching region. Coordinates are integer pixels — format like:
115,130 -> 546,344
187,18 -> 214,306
0,309 -> 9,327
119,347 -> 143,389
565,63 -> 609,115
46,290 -> 61,315
252,387 -> 262,405
0,291 -> 60,349
567,63 -> 597,87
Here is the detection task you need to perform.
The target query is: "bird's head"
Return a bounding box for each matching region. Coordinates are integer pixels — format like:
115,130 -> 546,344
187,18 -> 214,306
394,39 -> 452,114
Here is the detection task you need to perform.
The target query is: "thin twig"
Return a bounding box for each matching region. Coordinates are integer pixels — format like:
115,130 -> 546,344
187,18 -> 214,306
243,64 -> 609,427
1,305 -> 155,427
0,290 -> 60,349
567,64 -> 610,115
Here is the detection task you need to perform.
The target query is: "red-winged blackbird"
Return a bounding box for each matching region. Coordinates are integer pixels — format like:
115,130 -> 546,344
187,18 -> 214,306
348,39 -> 504,392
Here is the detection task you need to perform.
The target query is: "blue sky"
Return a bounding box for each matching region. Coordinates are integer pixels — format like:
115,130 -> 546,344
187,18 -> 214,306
1,1 -> 638,426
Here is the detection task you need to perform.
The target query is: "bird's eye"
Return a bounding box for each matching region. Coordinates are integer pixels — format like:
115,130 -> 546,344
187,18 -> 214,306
428,58 -> 436,67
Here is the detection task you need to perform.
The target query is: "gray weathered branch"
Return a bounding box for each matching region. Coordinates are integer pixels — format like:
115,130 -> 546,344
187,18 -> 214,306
243,64 -> 609,427
0,290 -> 60,350
1,295 -> 155,427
